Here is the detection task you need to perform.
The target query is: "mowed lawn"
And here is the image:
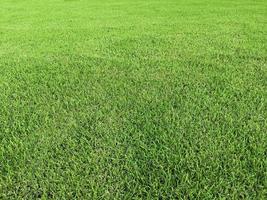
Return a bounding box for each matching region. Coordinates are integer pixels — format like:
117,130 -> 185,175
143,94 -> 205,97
0,0 -> 266,199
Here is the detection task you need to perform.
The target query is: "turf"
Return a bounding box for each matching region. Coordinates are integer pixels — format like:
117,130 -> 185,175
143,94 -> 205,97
0,0 -> 266,199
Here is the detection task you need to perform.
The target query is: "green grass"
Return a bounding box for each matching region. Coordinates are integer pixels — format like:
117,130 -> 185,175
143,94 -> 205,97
0,0 -> 266,199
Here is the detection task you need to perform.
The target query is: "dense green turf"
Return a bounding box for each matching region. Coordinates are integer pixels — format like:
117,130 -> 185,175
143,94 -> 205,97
0,0 -> 266,199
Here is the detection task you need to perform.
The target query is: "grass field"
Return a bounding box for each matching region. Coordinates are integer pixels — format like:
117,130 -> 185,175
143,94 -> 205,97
0,0 -> 267,199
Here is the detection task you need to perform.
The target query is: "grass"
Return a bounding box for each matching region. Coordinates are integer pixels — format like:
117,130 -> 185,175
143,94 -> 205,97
0,0 -> 266,199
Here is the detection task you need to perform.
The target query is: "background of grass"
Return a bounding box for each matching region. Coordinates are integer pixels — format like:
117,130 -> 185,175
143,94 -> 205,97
0,0 -> 266,199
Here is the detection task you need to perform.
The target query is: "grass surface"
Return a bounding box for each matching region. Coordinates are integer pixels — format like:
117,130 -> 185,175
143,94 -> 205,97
0,0 -> 267,199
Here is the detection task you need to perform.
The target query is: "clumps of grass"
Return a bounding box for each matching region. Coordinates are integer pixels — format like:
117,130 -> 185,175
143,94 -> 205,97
0,0 -> 266,199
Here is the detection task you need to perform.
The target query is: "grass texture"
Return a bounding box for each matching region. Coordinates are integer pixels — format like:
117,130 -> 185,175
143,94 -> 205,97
0,0 -> 266,199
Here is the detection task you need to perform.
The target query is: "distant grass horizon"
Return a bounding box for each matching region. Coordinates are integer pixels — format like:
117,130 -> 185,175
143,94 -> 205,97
0,0 -> 266,199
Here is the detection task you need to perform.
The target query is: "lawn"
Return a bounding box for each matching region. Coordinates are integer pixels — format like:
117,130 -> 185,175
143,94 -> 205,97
0,0 -> 266,199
